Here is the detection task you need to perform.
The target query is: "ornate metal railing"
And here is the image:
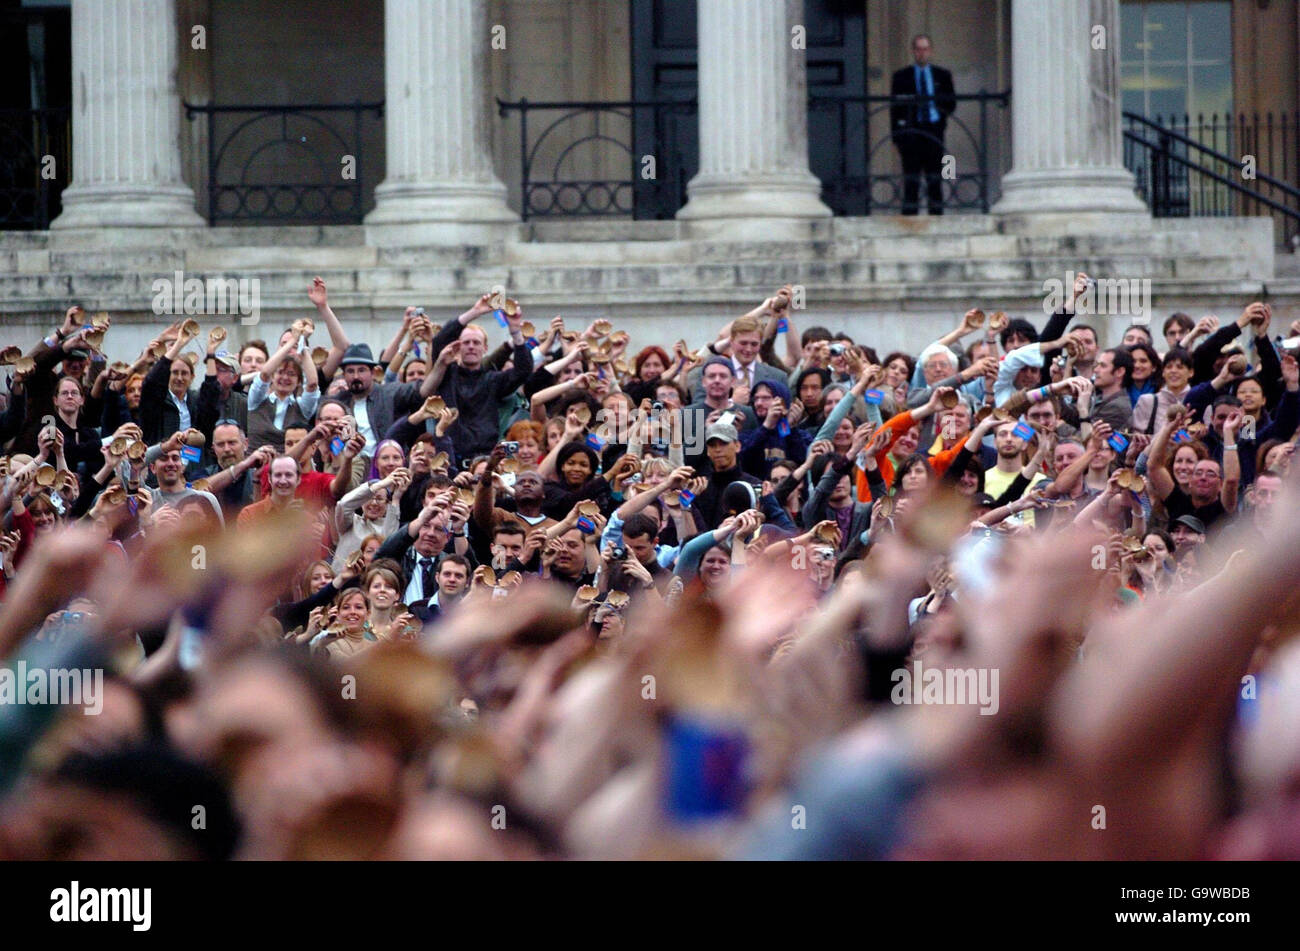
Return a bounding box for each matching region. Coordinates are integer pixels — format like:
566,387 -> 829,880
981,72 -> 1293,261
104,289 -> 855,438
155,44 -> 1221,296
183,102 -> 384,224
0,107 -> 70,229
1122,111 -> 1300,249
807,90 -> 1010,215
496,98 -> 697,220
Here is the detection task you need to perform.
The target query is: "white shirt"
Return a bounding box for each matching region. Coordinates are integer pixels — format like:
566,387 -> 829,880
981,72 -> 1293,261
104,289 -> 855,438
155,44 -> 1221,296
352,398 -> 376,455
169,390 -> 192,431
732,358 -> 757,389
405,553 -> 437,603
248,376 -> 320,429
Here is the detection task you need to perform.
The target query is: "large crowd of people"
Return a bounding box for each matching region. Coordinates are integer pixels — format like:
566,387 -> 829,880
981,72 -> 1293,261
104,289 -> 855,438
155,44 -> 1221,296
0,272 -> 1298,859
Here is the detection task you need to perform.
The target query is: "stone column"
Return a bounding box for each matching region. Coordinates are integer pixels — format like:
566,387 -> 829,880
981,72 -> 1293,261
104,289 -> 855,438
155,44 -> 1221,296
364,0 -> 517,245
993,0 -> 1146,216
677,0 -> 831,237
51,0 -> 203,235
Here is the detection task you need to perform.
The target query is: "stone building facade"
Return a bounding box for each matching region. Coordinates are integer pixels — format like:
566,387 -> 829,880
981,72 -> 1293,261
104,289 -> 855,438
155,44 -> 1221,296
1,0 -> 1297,357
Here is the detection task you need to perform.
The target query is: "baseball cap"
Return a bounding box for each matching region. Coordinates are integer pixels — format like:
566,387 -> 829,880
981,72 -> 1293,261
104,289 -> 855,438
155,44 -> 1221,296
705,422 -> 739,444
970,492 -> 997,509
65,348 -> 90,360
1173,514 -> 1207,534
213,350 -> 239,371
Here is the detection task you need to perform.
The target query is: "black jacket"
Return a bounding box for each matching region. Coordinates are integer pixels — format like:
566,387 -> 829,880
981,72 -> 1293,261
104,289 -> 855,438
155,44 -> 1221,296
890,63 -> 956,134
375,524 -> 478,585
427,320 -> 535,460
196,374 -> 249,452
140,356 -> 201,446
691,464 -> 762,530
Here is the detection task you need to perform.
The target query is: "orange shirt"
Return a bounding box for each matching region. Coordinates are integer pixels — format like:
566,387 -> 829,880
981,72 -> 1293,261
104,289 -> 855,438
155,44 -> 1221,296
855,409 -> 916,501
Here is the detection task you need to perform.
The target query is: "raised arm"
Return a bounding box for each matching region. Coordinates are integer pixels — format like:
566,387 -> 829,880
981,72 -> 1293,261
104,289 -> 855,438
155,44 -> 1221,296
530,373 -> 587,421
615,465 -> 691,521
258,334 -> 300,384
538,408 -> 586,482
1145,411 -> 1180,502
1220,409 -> 1241,512
307,277 -> 350,380
1057,465 -> 1300,774
381,308 -> 416,364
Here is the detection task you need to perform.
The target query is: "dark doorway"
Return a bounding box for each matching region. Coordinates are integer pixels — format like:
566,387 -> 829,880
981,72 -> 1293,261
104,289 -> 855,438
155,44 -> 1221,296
0,0 -> 71,228
804,0 -> 867,215
629,0 -> 699,219
629,0 -> 866,218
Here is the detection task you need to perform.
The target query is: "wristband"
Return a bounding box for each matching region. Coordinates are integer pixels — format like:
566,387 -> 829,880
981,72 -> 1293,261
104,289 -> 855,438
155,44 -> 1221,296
1223,443 -> 1238,452
45,334 -> 59,348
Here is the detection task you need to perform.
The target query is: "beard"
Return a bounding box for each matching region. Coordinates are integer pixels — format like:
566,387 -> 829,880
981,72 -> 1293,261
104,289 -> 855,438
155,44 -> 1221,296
348,378 -> 368,394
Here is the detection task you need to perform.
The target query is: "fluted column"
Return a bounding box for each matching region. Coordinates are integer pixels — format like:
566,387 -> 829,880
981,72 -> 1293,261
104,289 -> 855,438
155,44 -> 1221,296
50,0 -> 203,232
993,0 -> 1146,215
677,0 -> 831,235
365,0 -> 516,245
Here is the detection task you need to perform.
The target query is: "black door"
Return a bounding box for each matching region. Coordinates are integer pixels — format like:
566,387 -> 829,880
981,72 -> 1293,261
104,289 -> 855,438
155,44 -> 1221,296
630,0 -> 866,218
629,0 -> 699,219
0,1 -> 71,229
804,0 -> 867,215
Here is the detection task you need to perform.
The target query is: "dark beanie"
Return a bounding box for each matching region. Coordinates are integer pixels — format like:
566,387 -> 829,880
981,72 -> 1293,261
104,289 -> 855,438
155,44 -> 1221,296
752,377 -> 792,404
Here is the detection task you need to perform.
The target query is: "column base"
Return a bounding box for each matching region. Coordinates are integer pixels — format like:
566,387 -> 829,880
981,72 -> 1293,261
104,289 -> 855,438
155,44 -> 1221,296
677,173 -> 833,240
49,184 -> 205,238
992,167 -> 1148,215
364,181 -> 519,246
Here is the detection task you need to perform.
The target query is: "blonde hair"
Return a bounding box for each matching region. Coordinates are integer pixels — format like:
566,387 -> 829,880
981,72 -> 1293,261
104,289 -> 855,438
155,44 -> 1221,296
642,457 -> 674,481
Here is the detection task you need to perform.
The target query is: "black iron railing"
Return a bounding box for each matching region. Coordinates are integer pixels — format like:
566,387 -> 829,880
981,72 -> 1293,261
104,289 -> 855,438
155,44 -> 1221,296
183,102 -> 384,225
496,98 -> 697,220
807,90 -> 1010,215
1123,111 -> 1300,249
498,93 -> 1008,219
0,107 -> 70,229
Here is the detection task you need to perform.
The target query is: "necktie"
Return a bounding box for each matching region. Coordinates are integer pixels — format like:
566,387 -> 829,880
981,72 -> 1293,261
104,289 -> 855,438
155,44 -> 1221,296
917,66 -> 936,124
419,557 -> 436,599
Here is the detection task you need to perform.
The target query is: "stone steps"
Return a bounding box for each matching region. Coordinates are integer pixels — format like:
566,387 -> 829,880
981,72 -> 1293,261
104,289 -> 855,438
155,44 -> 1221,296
0,243 -> 1267,294
0,215 -> 1282,360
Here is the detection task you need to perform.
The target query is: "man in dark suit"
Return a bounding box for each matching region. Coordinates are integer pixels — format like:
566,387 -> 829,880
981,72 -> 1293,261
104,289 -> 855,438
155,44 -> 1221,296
890,34 -> 956,215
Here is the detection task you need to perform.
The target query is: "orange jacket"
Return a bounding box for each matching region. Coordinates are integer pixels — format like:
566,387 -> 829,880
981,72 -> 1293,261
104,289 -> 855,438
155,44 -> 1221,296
854,410 -> 915,501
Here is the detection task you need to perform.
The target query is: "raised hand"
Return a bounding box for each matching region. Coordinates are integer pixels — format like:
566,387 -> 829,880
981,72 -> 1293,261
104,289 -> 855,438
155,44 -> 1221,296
466,292 -> 495,320
1282,353 -> 1299,390
437,339 -> 462,367
808,438 -> 833,459
307,276 -> 328,309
